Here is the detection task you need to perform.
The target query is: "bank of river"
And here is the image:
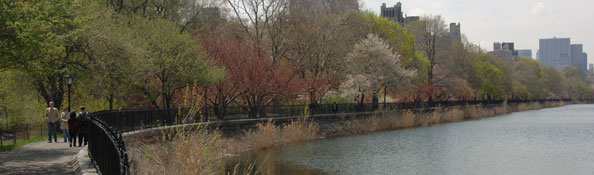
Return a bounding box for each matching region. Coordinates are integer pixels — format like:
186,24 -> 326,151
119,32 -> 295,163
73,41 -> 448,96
227,104 -> 594,175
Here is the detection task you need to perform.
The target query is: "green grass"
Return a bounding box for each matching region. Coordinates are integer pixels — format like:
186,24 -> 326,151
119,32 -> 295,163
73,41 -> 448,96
0,133 -> 64,152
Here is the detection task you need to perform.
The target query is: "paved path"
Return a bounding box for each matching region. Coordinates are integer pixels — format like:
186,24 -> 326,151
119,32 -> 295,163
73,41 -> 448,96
0,141 -> 82,175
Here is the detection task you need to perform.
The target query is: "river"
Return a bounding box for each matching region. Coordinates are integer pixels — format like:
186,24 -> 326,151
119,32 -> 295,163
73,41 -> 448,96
226,104 -> 594,175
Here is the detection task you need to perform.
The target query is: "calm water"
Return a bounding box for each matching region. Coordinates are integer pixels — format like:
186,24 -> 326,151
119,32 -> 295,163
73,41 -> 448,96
228,104 -> 594,175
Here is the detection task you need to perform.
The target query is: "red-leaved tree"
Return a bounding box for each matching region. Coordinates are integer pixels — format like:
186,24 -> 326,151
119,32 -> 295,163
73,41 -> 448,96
200,35 -> 304,118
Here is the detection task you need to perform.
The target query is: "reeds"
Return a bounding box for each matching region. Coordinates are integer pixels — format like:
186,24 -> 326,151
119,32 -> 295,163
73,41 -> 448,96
130,125 -> 223,175
239,118 -> 320,150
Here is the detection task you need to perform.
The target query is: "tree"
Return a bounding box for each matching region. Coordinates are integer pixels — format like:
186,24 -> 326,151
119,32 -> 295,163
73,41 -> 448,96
406,15 -> 449,88
513,57 -> 545,99
563,65 -> 591,98
0,0 -> 92,109
476,62 -> 504,99
81,8 -> 137,109
541,66 -> 566,98
200,35 -> 303,118
128,16 -> 224,108
200,36 -> 251,118
104,0 -> 226,33
342,34 -> 416,103
226,0 -> 290,65
358,12 -> 429,83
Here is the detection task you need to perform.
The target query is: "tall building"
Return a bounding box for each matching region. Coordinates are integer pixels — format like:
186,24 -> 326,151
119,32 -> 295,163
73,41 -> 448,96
538,38 -> 572,70
449,23 -> 461,43
517,49 -> 533,58
489,42 -> 518,61
381,3 -> 404,23
380,3 -> 420,25
570,44 -> 587,73
584,63 -> 594,76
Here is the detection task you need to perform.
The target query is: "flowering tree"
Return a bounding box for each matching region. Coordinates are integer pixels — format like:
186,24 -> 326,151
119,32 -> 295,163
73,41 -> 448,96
342,34 -> 416,103
200,35 -> 304,118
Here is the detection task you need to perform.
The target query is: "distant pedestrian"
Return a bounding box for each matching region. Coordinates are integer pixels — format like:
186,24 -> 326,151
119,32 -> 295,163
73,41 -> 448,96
44,101 -> 60,143
373,96 -> 379,111
309,102 -> 316,115
60,107 -> 70,143
68,112 -> 79,147
76,106 -> 89,147
332,102 -> 339,113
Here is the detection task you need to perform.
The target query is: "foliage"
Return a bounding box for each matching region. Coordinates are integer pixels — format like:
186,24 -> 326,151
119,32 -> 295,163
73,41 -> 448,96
342,34 -> 416,98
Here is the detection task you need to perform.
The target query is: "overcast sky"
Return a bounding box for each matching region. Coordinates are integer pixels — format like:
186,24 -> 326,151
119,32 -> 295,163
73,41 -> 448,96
362,0 -> 594,65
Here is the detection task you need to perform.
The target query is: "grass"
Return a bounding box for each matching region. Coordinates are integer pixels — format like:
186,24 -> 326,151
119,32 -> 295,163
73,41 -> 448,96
0,133 -> 63,152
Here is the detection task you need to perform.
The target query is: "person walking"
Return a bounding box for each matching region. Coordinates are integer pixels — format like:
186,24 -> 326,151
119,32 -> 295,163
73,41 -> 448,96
44,101 -> 60,143
332,102 -> 339,113
76,106 -> 89,147
68,111 -> 79,147
60,107 -> 70,143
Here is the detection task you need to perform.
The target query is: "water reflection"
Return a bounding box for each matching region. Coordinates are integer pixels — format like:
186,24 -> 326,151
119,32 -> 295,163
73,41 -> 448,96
226,105 -> 594,175
225,148 -> 328,175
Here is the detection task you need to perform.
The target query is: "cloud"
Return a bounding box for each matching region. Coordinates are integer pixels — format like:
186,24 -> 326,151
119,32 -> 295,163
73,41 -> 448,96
532,2 -> 549,16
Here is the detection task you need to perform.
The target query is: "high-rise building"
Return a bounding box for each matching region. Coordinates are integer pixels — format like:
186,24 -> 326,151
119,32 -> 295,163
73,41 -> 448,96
570,44 -> 588,73
381,3 -> 404,23
489,42 -> 518,61
517,49 -> 533,58
538,38 -> 572,70
449,23 -> 461,43
381,3 -> 420,25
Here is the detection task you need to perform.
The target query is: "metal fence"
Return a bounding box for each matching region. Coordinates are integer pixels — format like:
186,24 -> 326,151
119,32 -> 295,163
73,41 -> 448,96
88,113 -> 130,175
86,98 -> 571,175
94,99 -> 569,133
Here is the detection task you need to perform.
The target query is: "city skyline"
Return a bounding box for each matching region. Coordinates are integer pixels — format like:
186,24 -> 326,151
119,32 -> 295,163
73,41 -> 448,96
362,0 -> 594,65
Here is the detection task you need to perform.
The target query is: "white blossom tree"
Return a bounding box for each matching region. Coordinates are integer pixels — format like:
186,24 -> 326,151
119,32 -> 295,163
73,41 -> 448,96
341,34 -> 416,102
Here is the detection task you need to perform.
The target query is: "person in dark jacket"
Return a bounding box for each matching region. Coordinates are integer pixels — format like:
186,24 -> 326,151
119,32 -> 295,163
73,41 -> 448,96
332,102 -> 339,113
68,112 -> 79,147
76,106 -> 90,147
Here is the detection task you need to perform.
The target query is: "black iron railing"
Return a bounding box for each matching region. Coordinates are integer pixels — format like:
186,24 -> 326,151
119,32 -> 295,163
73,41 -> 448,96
88,112 -> 130,175
86,98 -> 572,175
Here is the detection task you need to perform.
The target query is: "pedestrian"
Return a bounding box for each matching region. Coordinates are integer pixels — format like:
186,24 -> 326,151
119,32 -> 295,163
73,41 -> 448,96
77,106 -> 89,147
44,101 -> 60,143
332,102 -> 339,113
68,111 -> 79,147
60,107 -> 70,143
309,102 -> 316,115
373,95 -> 379,111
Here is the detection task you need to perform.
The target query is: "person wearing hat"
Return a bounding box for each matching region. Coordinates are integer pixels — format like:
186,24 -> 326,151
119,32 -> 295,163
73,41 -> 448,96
76,106 -> 90,147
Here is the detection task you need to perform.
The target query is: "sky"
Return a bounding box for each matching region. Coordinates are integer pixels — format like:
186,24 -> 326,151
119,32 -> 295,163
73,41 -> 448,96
362,0 -> 594,65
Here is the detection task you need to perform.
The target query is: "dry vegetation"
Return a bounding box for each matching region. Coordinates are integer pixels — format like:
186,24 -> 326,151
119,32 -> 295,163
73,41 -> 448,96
128,102 -> 567,175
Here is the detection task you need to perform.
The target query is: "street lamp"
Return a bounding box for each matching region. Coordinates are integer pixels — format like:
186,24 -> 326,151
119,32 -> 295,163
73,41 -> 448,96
65,74 -> 74,112
203,86 -> 208,118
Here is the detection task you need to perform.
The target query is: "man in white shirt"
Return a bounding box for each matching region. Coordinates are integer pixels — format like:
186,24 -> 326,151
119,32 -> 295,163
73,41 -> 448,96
44,101 -> 60,143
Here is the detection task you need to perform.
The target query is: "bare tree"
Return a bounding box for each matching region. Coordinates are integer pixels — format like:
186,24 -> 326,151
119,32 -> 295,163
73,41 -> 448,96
225,0 -> 289,65
407,15 -> 448,84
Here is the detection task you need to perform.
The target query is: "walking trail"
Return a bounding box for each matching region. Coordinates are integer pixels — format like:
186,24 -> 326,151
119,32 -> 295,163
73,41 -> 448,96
0,141 -> 82,175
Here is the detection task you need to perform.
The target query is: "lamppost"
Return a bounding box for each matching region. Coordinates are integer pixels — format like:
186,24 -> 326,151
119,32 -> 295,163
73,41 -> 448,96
383,84 -> 387,108
65,74 -> 74,112
203,86 -> 208,118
